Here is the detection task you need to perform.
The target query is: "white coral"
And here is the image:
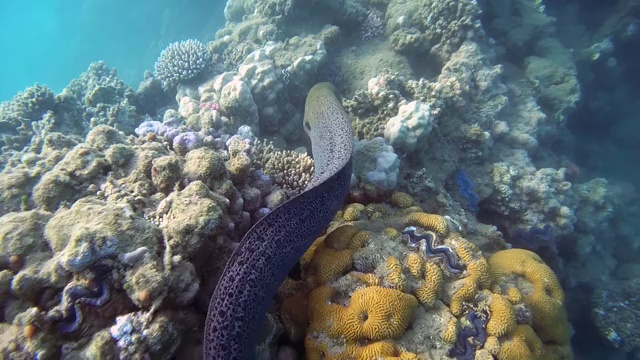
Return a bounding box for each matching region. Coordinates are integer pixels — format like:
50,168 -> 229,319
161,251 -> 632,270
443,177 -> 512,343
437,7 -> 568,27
384,100 -> 433,155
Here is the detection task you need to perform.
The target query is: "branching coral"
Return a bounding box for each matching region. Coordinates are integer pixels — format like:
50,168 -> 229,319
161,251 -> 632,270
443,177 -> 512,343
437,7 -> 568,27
154,39 -> 213,90
252,139 -> 314,195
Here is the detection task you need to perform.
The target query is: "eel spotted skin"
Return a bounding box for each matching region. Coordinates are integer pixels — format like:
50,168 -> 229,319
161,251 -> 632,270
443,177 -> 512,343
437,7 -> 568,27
204,83 -> 353,360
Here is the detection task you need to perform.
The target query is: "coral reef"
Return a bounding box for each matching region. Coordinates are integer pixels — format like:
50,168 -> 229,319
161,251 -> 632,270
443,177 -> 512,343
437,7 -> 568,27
0,0 -> 633,357
280,200 -> 573,360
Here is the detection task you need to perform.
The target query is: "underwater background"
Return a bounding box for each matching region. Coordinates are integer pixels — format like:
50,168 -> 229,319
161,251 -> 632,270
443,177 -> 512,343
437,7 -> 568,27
0,0 -> 225,100
0,0 -> 639,359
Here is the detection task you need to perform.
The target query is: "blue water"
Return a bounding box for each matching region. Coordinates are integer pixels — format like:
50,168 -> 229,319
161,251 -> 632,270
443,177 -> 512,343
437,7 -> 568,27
0,0 -> 225,100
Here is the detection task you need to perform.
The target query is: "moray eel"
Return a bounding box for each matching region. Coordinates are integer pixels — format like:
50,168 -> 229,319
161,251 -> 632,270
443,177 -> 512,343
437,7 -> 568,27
204,83 -> 353,359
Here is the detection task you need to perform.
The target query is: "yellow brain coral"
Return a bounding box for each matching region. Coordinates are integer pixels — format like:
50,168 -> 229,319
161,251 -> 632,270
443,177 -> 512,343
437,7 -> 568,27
489,249 -> 571,348
486,293 -> 517,337
404,252 -> 424,278
384,227 -> 402,240
280,290 -> 309,341
325,224 -> 360,249
347,341 -> 398,358
349,272 -> 380,287
414,261 -> 443,307
385,256 -> 406,291
405,212 -> 449,235
390,191 -> 415,208
303,225 -> 370,287
307,286 -> 418,342
448,236 -> 492,315
442,317 -> 459,344
497,325 -> 544,360
342,203 -> 365,221
450,278 -> 477,316
304,247 -> 354,287
349,231 -> 371,249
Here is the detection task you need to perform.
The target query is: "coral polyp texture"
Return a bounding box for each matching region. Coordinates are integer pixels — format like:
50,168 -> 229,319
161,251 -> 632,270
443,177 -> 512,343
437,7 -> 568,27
154,39 -> 213,90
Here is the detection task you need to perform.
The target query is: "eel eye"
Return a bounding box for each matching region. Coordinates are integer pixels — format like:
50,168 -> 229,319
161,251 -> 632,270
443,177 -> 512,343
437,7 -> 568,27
304,121 -> 311,131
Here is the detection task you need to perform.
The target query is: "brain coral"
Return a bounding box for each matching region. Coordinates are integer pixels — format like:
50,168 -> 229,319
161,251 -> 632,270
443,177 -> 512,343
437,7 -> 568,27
307,285 -> 418,341
489,249 -> 572,354
154,39 -> 213,90
281,201 -> 574,360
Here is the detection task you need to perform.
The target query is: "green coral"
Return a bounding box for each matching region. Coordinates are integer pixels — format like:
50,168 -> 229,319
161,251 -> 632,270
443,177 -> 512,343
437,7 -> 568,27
156,181 -> 228,260
44,198 -> 161,272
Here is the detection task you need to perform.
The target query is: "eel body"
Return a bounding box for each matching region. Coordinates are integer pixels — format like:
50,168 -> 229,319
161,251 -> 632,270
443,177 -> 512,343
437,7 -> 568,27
204,83 -> 353,360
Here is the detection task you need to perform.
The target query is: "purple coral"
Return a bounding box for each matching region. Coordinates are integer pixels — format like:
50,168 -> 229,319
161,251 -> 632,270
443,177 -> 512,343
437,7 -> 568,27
173,131 -> 203,156
135,120 -> 162,137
